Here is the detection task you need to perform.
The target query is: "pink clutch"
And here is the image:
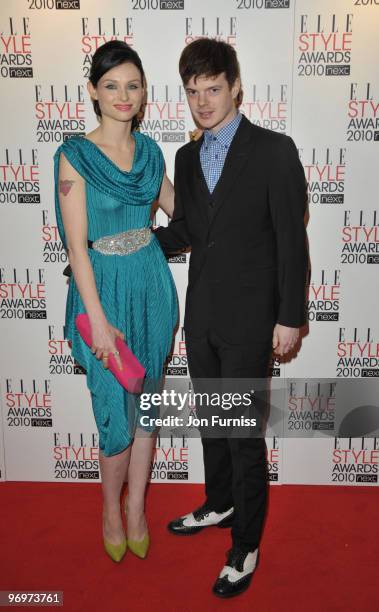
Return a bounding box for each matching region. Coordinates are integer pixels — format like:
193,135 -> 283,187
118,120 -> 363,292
75,313 -> 145,394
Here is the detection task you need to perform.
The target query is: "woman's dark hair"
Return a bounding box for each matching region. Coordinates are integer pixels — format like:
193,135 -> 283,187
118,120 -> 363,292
89,40 -> 146,130
179,39 -> 242,106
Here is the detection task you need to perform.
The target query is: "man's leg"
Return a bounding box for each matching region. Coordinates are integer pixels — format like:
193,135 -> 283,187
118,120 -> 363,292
208,331 -> 272,597
186,333 -> 233,512
213,331 -> 272,551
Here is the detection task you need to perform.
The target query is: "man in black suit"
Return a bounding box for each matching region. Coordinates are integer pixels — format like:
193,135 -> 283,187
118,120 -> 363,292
155,39 -> 307,598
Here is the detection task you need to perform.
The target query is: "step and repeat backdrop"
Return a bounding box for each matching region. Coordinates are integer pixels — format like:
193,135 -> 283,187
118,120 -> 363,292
0,0 -> 378,486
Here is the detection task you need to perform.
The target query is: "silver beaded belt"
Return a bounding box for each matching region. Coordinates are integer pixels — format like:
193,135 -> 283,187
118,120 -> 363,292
92,228 -> 152,256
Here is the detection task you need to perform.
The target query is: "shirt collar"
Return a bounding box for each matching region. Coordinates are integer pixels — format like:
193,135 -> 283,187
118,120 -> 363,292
203,112 -> 242,149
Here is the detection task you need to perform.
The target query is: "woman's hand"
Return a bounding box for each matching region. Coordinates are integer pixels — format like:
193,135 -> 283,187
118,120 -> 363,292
90,320 -> 124,370
189,128 -> 203,142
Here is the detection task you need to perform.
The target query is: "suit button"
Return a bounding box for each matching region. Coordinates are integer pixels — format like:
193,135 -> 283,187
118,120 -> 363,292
208,241 -> 215,248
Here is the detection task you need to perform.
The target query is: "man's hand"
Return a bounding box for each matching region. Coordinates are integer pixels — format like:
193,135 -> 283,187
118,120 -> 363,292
272,324 -> 299,356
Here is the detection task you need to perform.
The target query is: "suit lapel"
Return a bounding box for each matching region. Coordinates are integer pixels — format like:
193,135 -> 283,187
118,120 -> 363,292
209,115 -> 254,226
188,135 -> 211,224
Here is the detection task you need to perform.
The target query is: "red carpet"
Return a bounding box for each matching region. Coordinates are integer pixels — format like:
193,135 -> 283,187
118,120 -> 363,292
0,483 -> 378,611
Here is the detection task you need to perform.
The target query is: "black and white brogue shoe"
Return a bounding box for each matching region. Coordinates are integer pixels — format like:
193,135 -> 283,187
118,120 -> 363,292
212,547 -> 258,598
167,504 -> 234,535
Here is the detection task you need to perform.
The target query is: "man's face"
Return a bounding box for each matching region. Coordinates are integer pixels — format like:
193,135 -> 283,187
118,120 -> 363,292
184,72 -> 240,133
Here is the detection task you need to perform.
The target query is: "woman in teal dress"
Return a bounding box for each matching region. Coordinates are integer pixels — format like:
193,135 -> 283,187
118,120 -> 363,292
54,41 -> 177,562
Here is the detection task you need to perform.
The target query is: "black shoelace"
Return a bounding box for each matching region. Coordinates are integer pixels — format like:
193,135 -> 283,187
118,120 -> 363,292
193,505 -> 211,521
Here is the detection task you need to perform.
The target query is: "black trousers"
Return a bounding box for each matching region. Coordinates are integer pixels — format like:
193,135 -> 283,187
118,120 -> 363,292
186,328 -> 272,552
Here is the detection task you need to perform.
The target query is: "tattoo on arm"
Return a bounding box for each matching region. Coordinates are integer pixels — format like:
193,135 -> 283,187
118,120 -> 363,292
59,179 -> 75,196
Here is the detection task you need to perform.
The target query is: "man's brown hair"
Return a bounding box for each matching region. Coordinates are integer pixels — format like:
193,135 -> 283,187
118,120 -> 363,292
179,39 -> 242,105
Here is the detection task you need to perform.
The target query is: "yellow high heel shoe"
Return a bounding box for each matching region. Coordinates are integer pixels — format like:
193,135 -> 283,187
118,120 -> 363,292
103,537 -> 127,563
127,532 -> 150,559
125,496 -> 150,559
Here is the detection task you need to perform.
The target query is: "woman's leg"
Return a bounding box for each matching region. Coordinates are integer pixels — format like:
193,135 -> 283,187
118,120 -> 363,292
100,448 -> 131,544
126,432 -> 156,540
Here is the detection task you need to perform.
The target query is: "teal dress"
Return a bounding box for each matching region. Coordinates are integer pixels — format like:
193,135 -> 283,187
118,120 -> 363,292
54,132 -> 178,456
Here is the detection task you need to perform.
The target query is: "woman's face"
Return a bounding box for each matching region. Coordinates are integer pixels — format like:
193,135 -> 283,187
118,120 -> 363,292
88,61 -> 145,124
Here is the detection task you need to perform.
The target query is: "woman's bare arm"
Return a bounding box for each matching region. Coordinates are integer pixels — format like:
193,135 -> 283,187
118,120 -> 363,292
157,173 -> 174,218
58,152 -> 123,368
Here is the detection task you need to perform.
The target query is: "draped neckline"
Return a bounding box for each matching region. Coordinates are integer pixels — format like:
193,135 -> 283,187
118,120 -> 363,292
82,132 -> 140,175
54,130 -> 164,213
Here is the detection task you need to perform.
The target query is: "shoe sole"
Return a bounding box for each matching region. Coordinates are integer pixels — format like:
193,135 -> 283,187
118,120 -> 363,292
167,514 -> 234,535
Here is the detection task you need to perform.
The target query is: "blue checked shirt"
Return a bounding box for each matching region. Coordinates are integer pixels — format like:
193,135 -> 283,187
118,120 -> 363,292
200,112 -> 242,194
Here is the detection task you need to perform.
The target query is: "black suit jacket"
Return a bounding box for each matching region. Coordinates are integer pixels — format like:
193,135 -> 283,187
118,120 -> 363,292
155,115 -> 308,344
